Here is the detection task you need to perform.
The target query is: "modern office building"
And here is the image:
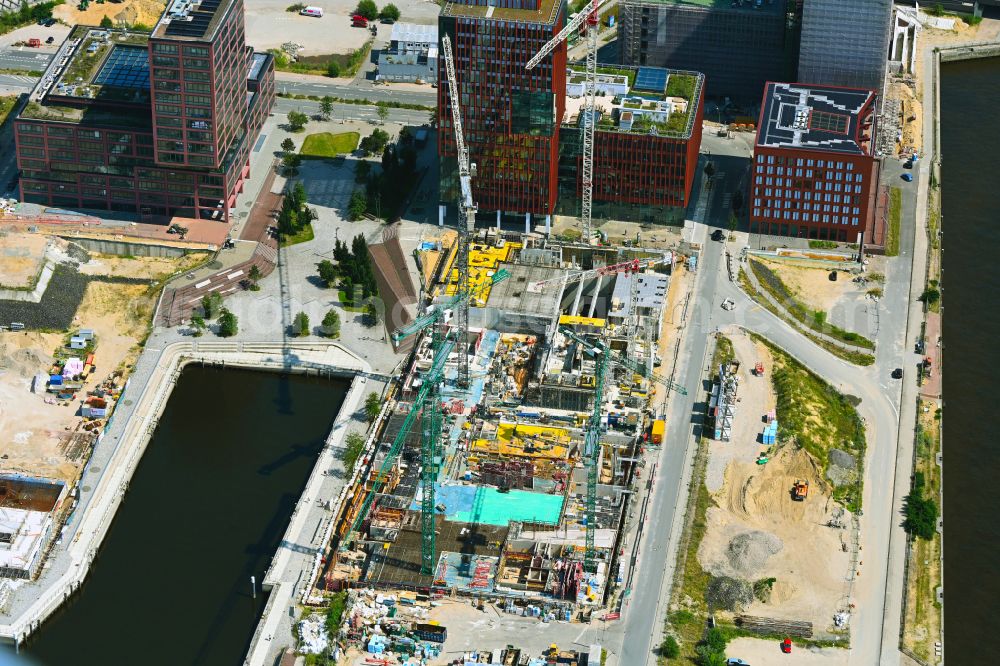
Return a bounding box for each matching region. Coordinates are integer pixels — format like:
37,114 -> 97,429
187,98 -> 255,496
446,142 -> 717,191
437,0 -> 568,221
557,65 -> 704,224
378,23 -> 438,84
13,0 -> 274,223
749,82 -> 880,242
618,0 -> 801,102
798,0 -> 893,93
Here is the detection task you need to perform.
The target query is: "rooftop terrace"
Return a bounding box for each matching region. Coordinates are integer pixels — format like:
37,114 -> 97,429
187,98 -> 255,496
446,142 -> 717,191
757,81 -> 878,156
442,0 -> 563,25
152,0 -> 236,41
565,64 -> 702,139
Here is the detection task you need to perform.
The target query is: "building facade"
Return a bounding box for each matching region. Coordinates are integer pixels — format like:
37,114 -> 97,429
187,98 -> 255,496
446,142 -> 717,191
618,0 -> 800,102
437,0 -> 567,220
378,23 -> 438,83
557,66 -> 703,224
798,0 -> 892,93
13,0 -> 274,223
749,82 -> 880,242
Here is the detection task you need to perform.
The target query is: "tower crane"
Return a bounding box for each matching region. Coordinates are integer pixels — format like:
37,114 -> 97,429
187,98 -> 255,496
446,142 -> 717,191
526,0 -> 612,244
558,325 -> 686,570
527,256 -> 667,293
441,33 -> 476,389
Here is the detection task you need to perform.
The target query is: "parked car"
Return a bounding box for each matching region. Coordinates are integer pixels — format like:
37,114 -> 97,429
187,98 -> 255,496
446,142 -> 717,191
904,160 -> 913,169
45,36 -> 54,44
901,173 -> 914,182
781,638 -> 793,654
727,660 -> 750,666
891,368 -> 903,379
711,229 -> 725,241
44,18 -> 56,26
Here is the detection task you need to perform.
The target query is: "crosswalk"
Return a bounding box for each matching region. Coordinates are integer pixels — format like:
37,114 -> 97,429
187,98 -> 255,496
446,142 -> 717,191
0,75 -> 38,84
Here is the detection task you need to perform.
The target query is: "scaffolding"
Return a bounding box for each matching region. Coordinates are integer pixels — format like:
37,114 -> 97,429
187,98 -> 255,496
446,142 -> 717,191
711,361 -> 739,441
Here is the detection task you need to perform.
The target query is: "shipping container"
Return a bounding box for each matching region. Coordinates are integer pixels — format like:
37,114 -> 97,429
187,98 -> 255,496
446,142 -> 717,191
651,419 -> 665,445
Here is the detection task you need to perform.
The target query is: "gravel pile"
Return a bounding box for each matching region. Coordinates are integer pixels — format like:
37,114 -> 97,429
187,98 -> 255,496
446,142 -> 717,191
726,531 -> 783,578
706,575 -> 755,612
0,264 -> 89,330
827,448 -> 858,487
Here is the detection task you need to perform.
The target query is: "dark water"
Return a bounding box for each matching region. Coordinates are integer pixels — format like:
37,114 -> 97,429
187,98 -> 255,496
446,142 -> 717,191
940,57 -> 1000,661
21,366 -> 348,666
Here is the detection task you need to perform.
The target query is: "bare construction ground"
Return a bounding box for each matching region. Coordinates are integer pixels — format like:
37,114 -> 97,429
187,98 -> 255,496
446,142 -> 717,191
0,233 -> 48,289
697,331 -> 853,637
727,637 -> 847,664
0,252 -> 196,484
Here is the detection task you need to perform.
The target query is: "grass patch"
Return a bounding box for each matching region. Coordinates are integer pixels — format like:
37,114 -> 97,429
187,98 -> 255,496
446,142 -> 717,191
753,334 -> 866,511
280,221 -> 314,246
809,240 -> 838,249
269,40 -> 373,78
300,131 -> 359,158
337,289 -> 367,312
903,400 -> 942,661
0,94 -> 18,128
748,258 -> 875,350
738,269 -> 874,366
886,186 -> 902,257
275,91 -> 434,112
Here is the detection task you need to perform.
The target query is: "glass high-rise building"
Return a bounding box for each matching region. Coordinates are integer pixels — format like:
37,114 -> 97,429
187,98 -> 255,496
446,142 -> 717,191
798,0 -> 892,93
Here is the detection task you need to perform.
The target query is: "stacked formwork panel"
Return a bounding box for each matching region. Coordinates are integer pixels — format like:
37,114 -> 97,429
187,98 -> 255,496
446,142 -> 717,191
710,362 -> 739,441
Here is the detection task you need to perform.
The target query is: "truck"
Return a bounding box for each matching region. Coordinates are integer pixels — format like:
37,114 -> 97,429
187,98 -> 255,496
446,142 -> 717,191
27,38 -> 41,47
351,14 -> 368,27
651,419 -> 665,445
792,480 -> 809,501
299,5 -> 323,16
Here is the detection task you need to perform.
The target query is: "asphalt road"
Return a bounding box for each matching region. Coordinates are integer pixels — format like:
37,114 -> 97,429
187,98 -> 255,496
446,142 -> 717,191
272,96 -> 431,126
274,73 -> 436,107
0,47 -> 52,72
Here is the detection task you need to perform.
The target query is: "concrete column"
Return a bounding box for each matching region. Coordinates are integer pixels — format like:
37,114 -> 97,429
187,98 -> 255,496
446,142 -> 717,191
545,214 -> 551,235
439,204 -> 446,227
496,210 -> 502,234
524,212 -> 531,234
891,25 -> 901,62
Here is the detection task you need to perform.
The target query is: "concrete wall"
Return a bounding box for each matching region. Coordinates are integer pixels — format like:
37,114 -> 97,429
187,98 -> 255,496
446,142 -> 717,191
62,237 -> 191,258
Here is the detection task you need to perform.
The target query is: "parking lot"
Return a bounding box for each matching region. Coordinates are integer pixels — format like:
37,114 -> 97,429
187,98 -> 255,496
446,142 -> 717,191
244,0 -> 440,56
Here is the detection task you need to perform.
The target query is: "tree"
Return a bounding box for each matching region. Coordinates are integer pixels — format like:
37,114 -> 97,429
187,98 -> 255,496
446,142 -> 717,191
343,432 -> 366,473
321,309 -> 340,338
293,311 -> 310,337
190,315 -> 205,337
326,61 -> 341,78
355,0 -> 377,19
920,287 -> 941,305
282,152 -> 302,175
364,391 -> 381,422
378,2 -> 399,20
359,128 -> 390,156
248,264 -> 262,291
320,95 -> 334,120
281,137 -> 296,154
659,636 -> 680,659
317,259 -> 338,287
217,308 -> 238,337
287,110 -> 308,132
364,301 -> 380,327
99,14 -> 113,27
375,103 -> 390,125
348,190 -> 368,221
903,472 -> 939,540
201,292 -> 223,319
355,160 -> 371,183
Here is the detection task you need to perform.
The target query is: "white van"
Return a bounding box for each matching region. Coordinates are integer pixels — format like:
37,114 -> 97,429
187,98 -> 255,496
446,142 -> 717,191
300,6 -> 323,16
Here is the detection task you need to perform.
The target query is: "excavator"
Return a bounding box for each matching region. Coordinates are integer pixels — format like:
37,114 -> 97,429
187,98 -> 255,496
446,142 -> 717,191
792,479 -> 809,501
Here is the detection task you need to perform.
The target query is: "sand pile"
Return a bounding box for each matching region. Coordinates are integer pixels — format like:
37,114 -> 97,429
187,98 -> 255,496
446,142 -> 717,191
726,531 -> 783,578
0,344 -> 48,377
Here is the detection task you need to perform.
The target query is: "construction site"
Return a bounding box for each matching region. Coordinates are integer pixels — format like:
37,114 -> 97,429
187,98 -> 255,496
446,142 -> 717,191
320,231 -> 681,611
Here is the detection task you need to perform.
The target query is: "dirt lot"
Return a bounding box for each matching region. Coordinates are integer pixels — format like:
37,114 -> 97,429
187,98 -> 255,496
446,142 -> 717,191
0,252 -> 191,484
756,257 -> 862,315
0,233 -> 48,289
53,0 -> 166,28
727,637 -> 847,665
696,331 -> 852,636
77,252 -> 205,281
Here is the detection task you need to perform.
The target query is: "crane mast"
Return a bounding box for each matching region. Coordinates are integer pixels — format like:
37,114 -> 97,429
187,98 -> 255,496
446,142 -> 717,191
441,33 -> 475,389
527,0 -> 610,244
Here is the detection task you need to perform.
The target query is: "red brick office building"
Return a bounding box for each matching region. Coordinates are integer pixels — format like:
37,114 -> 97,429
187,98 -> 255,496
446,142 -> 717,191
437,0 -> 567,220
750,81 -> 880,242
13,0 -> 273,223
